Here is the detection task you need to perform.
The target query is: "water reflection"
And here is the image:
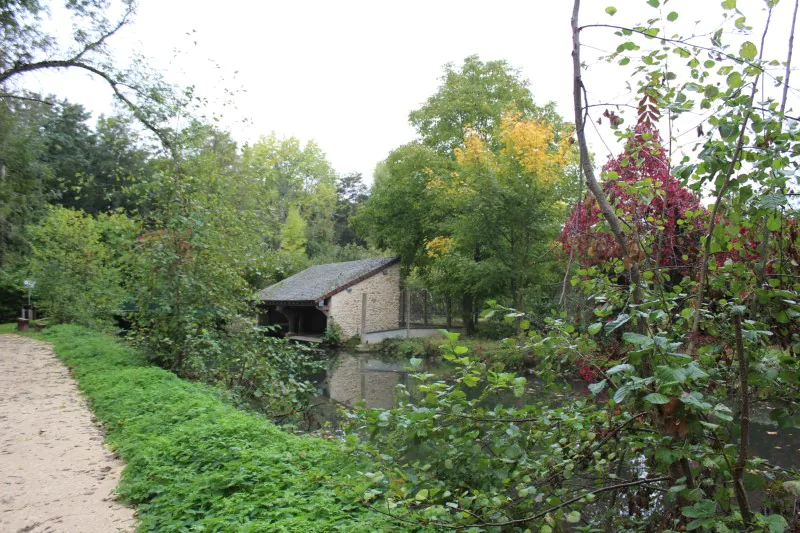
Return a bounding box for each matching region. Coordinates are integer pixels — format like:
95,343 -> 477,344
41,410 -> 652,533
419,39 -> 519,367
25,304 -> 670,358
320,353 -> 410,410
314,351 -> 798,470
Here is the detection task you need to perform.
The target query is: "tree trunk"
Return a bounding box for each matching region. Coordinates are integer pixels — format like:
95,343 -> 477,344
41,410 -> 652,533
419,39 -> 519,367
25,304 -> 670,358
571,0 -> 642,304
461,294 -> 475,336
733,315 -> 752,527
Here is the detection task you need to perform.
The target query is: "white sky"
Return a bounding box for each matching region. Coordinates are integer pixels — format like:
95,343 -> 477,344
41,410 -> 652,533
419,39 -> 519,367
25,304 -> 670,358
18,0 -> 800,184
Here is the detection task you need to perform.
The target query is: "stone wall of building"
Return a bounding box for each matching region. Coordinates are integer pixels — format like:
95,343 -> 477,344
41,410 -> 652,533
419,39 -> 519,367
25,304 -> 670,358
329,263 -> 400,337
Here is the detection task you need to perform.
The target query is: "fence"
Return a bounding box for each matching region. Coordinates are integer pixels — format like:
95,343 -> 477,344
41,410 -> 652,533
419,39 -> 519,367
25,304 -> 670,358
398,289 -> 464,329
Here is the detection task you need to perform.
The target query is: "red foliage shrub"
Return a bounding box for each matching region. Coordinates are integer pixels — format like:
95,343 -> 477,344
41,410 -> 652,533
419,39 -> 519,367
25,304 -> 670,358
560,124 -> 706,274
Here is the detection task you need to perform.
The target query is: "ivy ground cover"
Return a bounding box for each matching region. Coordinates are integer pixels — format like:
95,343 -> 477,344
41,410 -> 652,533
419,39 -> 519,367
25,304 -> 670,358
33,325 -> 393,532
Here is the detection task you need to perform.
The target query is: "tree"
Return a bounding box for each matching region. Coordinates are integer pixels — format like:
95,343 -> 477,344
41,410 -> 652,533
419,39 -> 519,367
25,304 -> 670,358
125,121 -> 258,368
239,134 -> 337,257
0,96 -> 53,320
346,1 -> 800,530
560,122 -> 705,276
409,55 -> 541,154
280,205 -> 307,254
354,143 -> 450,270
361,58 -> 575,330
0,96 -> 51,265
333,172 -> 368,247
443,113 -> 574,314
26,206 -> 134,328
0,0 -> 180,155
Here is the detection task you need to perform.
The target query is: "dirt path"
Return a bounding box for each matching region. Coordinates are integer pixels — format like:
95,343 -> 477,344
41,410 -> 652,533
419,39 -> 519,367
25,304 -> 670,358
0,334 -> 136,533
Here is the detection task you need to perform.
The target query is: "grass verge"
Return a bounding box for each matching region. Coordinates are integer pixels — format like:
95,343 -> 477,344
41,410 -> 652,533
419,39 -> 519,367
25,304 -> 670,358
32,325 -> 394,532
0,322 -> 17,334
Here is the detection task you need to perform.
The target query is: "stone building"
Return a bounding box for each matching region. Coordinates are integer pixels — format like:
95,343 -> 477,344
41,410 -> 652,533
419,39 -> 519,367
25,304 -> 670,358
257,257 -> 401,340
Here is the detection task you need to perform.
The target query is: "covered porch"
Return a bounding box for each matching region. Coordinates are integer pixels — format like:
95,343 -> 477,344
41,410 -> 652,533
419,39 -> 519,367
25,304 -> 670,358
258,301 -> 328,340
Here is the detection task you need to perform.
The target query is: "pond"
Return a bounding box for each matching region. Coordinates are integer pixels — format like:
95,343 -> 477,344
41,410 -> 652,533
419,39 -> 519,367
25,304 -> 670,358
310,350 -> 799,470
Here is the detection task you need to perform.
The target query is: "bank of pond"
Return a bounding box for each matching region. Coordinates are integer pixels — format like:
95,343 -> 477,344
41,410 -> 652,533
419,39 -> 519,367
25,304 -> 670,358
20,325 -> 799,531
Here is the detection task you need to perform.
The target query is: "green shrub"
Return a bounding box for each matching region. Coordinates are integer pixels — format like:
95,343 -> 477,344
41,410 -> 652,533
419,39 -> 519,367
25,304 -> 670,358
26,207 -> 136,329
320,319 -> 344,347
36,325 -> 394,532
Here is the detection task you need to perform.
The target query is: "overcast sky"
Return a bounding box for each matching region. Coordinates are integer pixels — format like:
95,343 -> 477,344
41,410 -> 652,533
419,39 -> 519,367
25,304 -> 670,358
20,0 -> 799,184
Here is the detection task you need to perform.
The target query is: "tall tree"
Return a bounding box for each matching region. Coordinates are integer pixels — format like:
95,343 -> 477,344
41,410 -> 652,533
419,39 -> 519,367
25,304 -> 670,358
409,55 -> 544,154
355,143 -> 450,271
239,134 -> 337,257
360,57 -> 573,329
333,172 -> 369,247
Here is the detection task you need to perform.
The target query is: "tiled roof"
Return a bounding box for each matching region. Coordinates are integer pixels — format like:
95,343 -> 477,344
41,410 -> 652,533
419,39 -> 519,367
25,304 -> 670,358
258,257 -> 399,303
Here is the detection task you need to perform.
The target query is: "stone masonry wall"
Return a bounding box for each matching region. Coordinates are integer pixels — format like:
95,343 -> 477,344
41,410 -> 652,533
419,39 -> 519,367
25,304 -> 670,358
329,263 -> 400,337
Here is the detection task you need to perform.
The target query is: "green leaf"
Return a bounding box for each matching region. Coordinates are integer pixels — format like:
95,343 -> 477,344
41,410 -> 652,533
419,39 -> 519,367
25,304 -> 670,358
721,0 -> 736,9
687,518 -> 716,530
682,499 -> 716,518
462,375 -> 479,387
622,332 -> 653,347
667,11 -> 678,21
767,217 -> 781,231
643,392 -> 670,404
607,363 -> 635,375
566,510 -> 581,523
604,313 -> 631,333
605,6 -> 617,15
783,480 -> 800,497
762,514 -> 788,533
727,72 -> 744,89
588,379 -> 607,395
681,393 -> 713,412
682,364 -> 709,381
713,404 -> 734,422
454,346 -> 469,355
415,489 -> 429,501
647,0 -> 659,6
613,381 -> 638,403
759,194 -> 787,208
655,365 -> 686,386
588,322 -> 603,335
740,41 -> 758,61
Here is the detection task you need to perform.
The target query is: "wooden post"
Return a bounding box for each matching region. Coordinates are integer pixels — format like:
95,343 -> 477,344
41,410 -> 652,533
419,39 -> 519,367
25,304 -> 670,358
360,293 -> 367,335
405,289 -> 411,338
446,296 -> 453,329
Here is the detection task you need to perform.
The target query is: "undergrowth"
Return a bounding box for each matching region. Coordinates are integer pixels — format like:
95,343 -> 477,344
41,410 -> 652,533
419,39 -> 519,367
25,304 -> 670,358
33,325 -> 397,532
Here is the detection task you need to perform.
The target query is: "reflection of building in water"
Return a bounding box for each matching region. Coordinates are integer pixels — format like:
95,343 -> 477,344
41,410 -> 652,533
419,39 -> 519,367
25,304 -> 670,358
364,369 -> 403,410
327,354 -> 361,405
325,354 -> 408,409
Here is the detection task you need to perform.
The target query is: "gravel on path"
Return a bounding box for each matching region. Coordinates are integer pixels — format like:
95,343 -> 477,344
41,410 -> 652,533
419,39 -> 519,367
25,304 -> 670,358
0,334 -> 136,533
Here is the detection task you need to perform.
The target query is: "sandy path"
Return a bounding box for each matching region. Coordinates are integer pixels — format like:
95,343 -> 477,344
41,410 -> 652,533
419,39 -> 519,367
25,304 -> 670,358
0,334 -> 136,533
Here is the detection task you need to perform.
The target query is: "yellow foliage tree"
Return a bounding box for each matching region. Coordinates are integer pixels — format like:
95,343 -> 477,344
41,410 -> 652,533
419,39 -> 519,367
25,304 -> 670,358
428,113 -> 576,312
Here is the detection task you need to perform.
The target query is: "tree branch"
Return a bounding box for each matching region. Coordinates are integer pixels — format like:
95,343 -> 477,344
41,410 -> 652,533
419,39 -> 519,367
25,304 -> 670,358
572,0 -> 642,303
70,4 -> 133,63
0,93 -> 53,106
688,6 -> 773,353
0,59 -> 176,160
781,0 -> 800,116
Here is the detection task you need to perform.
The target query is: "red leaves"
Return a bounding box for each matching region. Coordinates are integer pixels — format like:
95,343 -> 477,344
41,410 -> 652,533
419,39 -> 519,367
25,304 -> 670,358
561,123 -> 705,274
